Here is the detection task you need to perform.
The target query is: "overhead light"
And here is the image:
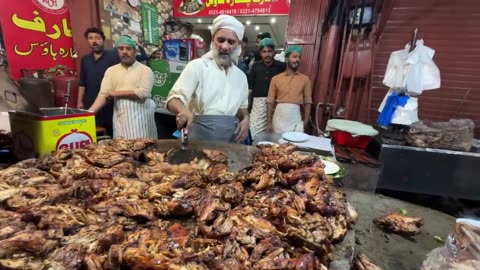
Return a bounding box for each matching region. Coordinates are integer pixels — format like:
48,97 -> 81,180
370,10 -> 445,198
246,20 -> 251,25
197,19 -> 202,23
271,17 -> 276,23
255,25 -> 260,31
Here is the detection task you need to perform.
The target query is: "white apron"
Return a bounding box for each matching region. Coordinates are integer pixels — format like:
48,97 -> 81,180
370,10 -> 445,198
273,103 -> 304,134
249,97 -> 268,140
113,98 -> 158,139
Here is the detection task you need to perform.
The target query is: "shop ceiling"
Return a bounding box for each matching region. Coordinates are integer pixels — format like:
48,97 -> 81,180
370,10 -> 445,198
179,16 -> 288,50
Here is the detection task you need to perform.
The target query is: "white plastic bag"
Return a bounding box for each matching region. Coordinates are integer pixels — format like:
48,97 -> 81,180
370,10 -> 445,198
405,40 -> 441,94
391,97 -> 419,125
422,219 -> 480,270
382,49 -> 409,88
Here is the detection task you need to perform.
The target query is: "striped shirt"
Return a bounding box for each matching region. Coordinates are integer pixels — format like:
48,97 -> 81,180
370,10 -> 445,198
99,62 -> 157,139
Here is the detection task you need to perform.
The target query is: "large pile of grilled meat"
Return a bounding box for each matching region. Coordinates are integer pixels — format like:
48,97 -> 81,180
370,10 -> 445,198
0,139 -> 357,270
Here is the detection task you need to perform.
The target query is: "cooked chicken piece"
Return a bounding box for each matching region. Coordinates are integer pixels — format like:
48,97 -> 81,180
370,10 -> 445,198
282,160 -> 325,186
209,258 -> 244,270
183,238 -> 224,262
250,236 -> 288,262
6,183 -> 62,210
23,204 -> 93,234
373,212 -> 424,234
64,224 -> 124,254
0,256 -> 45,270
0,167 -> 56,187
0,230 -> 58,258
84,253 -> 107,270
195,193 -> 231,223
353,253 -> 383,270
79,145 -> 125,168
44,243 -> 85,270
253,252 -> 323,270
145,151 -> 166,165
0,185 -> 20,202
328,215 -> 348,241
132,138 -> 156,151
346,202 -> 359,226
209,182 -> 244,205
202,149 -> 228,164
0,221 -> 35,240
204,163 -> 236,184
92,197 -> 156,221
223,238 -> 251,268
108,137 -> 134,152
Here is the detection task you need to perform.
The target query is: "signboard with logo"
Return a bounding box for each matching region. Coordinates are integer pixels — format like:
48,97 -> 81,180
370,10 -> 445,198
173,0 -> 290,17
148,59 -> 187,110
141,2 -> 160,45
0,0 -> 76,79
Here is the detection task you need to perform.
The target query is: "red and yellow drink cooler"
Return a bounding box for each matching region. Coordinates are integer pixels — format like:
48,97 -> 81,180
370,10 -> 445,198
9,108 -> 96,160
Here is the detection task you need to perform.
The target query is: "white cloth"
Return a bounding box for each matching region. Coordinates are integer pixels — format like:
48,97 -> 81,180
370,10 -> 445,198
167,52 -> 248,116
211,15 -> 244,40
273,103 -> 303,134
249,97 -> 267,140
99,62 -> 157,139
391,97 -> 419,125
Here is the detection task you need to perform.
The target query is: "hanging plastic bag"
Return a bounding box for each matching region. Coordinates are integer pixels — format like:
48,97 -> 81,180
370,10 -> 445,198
382,49 -> 409,88
422,219 -> 480,270
391,97 -> 419,125
405,40 -> 441,94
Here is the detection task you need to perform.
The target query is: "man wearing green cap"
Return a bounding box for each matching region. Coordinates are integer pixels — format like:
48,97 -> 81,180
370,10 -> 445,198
89,35 -> 157,139
248,37 -> 285,140
267,45 -> 313,133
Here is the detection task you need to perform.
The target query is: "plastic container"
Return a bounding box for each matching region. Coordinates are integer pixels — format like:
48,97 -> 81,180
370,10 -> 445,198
331,130 -> 373,149
9,108 -> 96,160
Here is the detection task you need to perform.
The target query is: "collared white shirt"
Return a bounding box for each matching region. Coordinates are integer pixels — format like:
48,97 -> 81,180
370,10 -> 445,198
167,52 -> 249,116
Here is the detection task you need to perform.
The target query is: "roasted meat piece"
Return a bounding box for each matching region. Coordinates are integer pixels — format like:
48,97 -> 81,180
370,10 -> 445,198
202,149 -> 228,164
23,204 -> 94,234
0,256 -> 45,270
0,167 -> 56,187
132,138 -> 156,151
44,243 -> 86,270
253,252 -> 325,270
79,145 -> 125,168
0,230 -> 58,258
373,212 -> 424,234
353,253 -> 383,270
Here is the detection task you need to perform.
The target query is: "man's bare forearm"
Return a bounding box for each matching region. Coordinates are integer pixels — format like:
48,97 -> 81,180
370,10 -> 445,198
303,103 -> 312,123
88,95 -> 107,113
78,86 -> 85,104
167,98 -> 187,114
267,103 -> 274,125
236,108 -> 249,122
110,90 -> 140,99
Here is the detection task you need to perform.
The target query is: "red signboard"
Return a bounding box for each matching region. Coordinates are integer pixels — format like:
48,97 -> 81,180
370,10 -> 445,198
0,0 -> 76,79
173,0 -> 290,17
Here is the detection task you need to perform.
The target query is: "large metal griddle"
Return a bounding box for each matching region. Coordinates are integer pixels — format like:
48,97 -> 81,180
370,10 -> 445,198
146,140 -> 456,269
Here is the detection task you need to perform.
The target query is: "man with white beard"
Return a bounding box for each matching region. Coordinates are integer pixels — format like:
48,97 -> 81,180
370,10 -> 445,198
167,15 -> 249,143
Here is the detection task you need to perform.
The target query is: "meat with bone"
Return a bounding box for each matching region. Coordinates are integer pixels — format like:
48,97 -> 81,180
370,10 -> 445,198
0,141 -> 356,269
373,212 -> 424,234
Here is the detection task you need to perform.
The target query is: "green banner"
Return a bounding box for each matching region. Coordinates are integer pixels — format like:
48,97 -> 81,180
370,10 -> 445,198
141,3 -> 160,45
148,59 -> 187,109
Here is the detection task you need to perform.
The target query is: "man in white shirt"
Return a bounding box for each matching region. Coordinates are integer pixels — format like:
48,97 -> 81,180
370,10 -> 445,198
167,15 -> 249,143
89,36 -> 157,139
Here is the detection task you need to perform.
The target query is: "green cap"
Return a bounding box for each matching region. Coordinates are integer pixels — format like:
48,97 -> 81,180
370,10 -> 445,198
285,45 -> 303,57
116,35 -> 136,48
259,38 -> 275,49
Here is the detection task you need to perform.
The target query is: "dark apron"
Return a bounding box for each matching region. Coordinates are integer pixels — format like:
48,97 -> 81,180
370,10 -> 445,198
189,115 -> 239,143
